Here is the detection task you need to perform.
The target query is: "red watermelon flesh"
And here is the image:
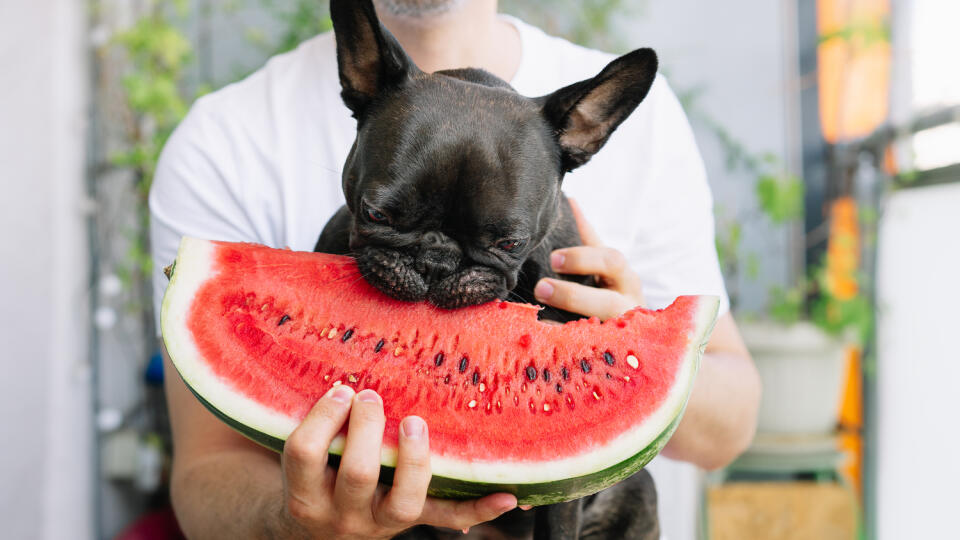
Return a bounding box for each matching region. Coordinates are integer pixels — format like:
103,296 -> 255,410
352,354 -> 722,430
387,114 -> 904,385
161,238 -> 718,504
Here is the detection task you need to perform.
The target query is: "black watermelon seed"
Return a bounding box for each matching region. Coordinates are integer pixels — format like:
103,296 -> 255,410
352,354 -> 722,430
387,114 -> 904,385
525,366 -> 537,381
561,367 -> 569,380
472,371 -> 480,385
580,359 -> 591,373
341,329 -> 354,342
603,352 -> 615,365
459,357 -> 468,373
374,339 -> 385,353
556,383 -> 563,393
434,352 -> 445,366
606,373 -> 613,379
543,369 -> 551,382
277,314 -> 290,326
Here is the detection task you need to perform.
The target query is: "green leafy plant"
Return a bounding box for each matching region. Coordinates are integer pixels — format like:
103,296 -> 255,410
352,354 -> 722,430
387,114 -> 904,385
682,86 -> 870,343
248,0 -> 332,55
99,0 -> 197,325
102,0 -> 334,304
110,8 -> 192,196
501,0 -> 644,52
756,174 -> 804,224
767,283 -> 805,325
753,173 -> 871,342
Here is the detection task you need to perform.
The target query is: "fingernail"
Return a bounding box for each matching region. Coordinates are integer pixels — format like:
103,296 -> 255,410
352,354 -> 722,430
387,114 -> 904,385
461,528 -> 469,534
330,385 -> 354,403
550,251 -> 565,270
356,389 -> 380,403
519,504 -> 533,511
400,416 -> 426,440
498,500 -> 518,513
534,280 -> 554,301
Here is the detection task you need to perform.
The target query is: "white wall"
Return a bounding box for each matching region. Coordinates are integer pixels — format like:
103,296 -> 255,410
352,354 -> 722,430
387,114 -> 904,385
876,182 -> 960,540
0,1 -> 93,538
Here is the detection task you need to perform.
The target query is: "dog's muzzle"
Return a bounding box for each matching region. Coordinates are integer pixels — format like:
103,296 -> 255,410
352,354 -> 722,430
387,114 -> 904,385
356,246 -> 508,308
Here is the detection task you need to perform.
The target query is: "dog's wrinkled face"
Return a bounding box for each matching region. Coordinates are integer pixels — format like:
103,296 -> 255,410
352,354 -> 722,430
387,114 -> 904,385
328,0 -> 658,308
344,80 -> 562,308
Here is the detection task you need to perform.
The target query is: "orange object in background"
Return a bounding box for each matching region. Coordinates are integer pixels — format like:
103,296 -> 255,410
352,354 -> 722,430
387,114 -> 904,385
838,347 -> 863,430
825,197 -> 860,300
838,346 -> 863,496
818,0 -> 891,142
827,198 -> 864,495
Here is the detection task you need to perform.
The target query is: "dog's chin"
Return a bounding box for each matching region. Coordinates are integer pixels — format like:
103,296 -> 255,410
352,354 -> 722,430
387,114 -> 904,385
427,268 -> 508,309
355,248 -> 429,302
355,247 -> 508,309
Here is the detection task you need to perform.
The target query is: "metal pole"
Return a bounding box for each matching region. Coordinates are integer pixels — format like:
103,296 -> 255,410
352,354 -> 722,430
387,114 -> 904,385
85,0 -> 104,536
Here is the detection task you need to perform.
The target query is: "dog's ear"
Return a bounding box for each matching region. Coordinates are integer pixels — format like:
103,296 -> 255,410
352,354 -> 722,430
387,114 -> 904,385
538,48 -> 658,173
330,0 -> 419,118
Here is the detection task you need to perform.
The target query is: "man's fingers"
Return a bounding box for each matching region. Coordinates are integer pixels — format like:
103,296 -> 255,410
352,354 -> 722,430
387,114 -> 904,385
567,198 -> 604,247
333,389 -> 386,518
419,493 -> 517,530
282,385 -> 355,515
535,278 -> 637,321
550,246 -> 644,299
375,416 -> 432,528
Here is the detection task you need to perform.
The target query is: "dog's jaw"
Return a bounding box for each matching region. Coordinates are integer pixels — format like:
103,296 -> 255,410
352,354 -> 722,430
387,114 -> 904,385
355,248 -> 429,302
427,266 -> 509,309
355,246 -> 509,308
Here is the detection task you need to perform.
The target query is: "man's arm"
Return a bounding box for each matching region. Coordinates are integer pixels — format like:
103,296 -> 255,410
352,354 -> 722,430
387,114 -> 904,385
162,347 -> 295,538
659,313 -> 760,469
163,345 -> 520,539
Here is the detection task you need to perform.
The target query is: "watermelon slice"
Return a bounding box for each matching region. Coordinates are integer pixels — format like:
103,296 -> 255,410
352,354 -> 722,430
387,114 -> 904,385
161,238 -> 718,505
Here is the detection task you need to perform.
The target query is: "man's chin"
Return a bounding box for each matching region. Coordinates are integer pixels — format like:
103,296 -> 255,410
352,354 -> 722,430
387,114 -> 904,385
374,0 -> 467,18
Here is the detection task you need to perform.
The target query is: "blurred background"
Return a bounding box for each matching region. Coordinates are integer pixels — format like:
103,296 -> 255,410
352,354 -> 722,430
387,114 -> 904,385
1,0 -> 957,538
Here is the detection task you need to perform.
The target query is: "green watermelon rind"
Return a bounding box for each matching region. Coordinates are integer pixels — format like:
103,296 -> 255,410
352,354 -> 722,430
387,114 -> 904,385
162,237 -> 718,505
184,377 -> 685,506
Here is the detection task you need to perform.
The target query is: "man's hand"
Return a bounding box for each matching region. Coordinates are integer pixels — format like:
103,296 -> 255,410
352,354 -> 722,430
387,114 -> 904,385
163,347 -> 516,539
534,199 -> 646,317
533,198 -> 761,470
279,386 -> 517,538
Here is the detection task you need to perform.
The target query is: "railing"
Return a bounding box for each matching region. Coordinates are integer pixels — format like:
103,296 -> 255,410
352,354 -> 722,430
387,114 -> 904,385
834,103 -> 960,189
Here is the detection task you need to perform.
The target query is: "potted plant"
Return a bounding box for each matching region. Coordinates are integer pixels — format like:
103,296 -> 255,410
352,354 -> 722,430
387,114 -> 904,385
717,169 -> 872,437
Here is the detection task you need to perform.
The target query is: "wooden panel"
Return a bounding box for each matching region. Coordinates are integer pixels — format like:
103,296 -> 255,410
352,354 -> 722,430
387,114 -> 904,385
708,483 -> 857,540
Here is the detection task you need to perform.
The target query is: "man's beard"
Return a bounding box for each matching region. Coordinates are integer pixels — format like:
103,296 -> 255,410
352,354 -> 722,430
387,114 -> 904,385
374,0 -> 469,17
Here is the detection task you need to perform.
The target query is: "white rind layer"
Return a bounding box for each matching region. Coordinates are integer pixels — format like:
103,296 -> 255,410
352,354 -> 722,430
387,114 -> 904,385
162,237 -> 719,485
162,238 -> 304,439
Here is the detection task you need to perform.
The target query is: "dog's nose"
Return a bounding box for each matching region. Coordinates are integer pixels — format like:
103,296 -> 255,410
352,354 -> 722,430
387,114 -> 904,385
415,231 -> 461,282
415,250 -> 459,282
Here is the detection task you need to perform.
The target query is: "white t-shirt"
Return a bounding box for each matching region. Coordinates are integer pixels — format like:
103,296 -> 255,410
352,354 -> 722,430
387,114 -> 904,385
149,15 -> 726,540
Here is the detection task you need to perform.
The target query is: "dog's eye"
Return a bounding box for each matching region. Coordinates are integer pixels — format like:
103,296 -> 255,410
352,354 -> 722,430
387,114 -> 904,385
496,239 -> 524,252
365,206 -> 389,224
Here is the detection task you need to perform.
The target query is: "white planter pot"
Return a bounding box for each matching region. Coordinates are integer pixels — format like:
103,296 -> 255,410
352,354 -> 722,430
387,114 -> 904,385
740,321 -> 849,436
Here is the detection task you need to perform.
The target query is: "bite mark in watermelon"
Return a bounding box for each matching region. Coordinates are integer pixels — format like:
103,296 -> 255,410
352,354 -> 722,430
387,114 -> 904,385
161,238 -> 719,504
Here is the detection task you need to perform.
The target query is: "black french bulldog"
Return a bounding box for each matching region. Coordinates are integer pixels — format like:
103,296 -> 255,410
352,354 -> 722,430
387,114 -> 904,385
315,0 -> 658,322
316,0 -> 661,537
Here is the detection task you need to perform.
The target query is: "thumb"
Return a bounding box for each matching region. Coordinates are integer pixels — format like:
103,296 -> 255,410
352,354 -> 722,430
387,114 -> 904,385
566,198 -> 604,247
